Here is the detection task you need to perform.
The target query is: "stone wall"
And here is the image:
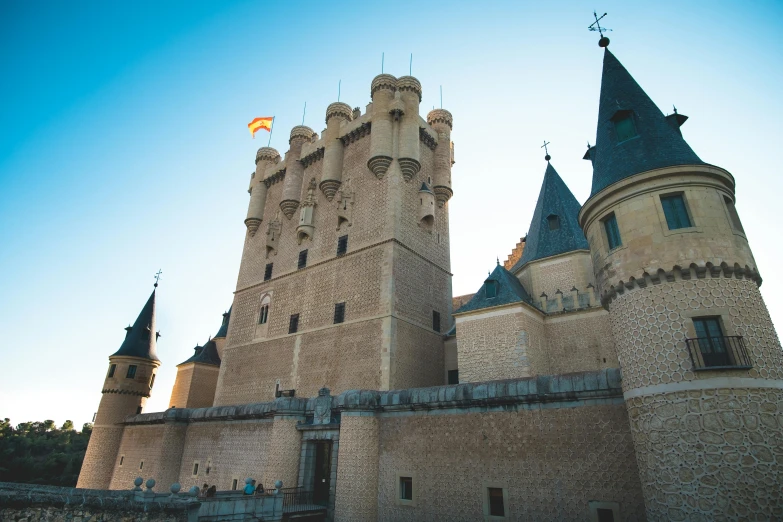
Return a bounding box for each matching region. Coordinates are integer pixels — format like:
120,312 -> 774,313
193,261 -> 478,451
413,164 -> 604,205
544,308 -> 618,375
517,251 -> 595,301
110,424 -> 167,489
169,364 -> 219,409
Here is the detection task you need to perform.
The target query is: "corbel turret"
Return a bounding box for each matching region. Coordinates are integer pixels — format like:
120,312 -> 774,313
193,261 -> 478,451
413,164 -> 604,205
396,76 -> 422,182
280,126 -> 315,219
367,74 -> 397,178
427,109 -> 454,206
320,102 -> 352,200
418,181 -> 435,230
297,178 -> 318,243
245,147 -> 280,236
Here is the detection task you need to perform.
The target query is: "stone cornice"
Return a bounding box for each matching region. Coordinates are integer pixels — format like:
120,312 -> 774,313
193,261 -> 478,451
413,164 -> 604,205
339,122 -> 371,146
300,147 -> 324,168
101,388 -> 150,398
263,168 -> 285,188
419,127 -> 437,150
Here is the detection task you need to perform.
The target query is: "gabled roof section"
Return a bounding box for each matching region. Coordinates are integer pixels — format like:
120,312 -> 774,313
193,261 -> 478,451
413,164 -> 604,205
511,163 -> 588,271
455,264 -> 533,314
214,306 -> 232,339
590,49 -> 703,196
179,339 -> 221,367
111,289 -> 159,361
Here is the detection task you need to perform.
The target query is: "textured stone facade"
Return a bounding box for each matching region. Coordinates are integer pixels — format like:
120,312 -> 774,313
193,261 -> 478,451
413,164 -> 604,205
168,363 -> 219,409
333,414 -> 380,522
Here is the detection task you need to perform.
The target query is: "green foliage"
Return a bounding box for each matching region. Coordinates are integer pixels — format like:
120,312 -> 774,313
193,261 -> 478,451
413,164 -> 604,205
0,417 -> 92,486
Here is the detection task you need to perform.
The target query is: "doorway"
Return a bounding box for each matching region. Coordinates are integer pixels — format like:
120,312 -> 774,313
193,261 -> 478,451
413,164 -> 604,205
312,441 -> 332,506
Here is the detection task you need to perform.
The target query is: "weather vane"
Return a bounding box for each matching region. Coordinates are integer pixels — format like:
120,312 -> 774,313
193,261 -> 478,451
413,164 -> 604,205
589,11 -> 612,48
541,140 -> 551,162
154,269 -> 163,288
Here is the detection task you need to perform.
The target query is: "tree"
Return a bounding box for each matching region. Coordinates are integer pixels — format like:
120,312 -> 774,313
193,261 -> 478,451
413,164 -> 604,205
61,420 -> 74,431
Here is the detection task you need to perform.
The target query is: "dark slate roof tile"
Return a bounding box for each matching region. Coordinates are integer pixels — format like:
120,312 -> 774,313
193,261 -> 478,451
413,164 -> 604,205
111,289 -> 160,362
455,264 -> 533,314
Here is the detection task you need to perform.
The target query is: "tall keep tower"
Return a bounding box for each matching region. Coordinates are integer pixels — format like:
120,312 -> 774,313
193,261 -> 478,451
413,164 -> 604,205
215,75 -> 454,406
77,287 -> 161,489
579,47 -> 783,520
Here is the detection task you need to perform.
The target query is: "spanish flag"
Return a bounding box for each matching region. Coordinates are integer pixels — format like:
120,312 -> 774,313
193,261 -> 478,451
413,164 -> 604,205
248,117 -> 274,138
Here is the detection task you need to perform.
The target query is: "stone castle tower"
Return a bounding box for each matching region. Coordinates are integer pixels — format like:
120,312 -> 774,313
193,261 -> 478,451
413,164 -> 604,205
216,74 -> 455,405
579,47 -> 782,519
76,288 -> 160,489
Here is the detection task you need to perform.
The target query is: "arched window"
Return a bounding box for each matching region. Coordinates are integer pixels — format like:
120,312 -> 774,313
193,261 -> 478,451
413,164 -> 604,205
547,214 -> 560,230
258,294 -> 271,325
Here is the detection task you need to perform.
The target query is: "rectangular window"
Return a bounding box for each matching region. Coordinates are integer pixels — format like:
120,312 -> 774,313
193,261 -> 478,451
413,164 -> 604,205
432,311 -> 441,333
298,250 -> 308,269
139,461 -> 144,470
289,314 -> 299,334
231,479 -> 238,490
597,508 -> 615,522
126,365 -> 137,379
399,477 -> 413,501
603,213 -> 622,250
724,196 -> 745,233
614,114 -> 637,142
119,456 -> 124,466
693,317 -> 730,367
193,463 -> 199,475
107,364 -> 116,378
334,302 -> 345,324
448,369 -> 459,385
264,263 -> 273,281
337,235 -> 348,256
488,487 -> 505,516
660,194 -> 692,230
485,280 -> 498,299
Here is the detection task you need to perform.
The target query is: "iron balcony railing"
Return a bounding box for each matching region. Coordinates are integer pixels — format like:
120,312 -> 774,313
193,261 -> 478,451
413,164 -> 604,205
685,335 -> 752,371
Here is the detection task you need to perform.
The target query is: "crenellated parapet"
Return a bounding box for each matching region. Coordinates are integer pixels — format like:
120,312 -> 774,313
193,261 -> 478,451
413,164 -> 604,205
427,108 -> 454,206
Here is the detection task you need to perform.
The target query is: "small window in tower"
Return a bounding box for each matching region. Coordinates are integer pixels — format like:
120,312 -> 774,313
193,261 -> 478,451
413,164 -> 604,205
126,365 -> 137,379
334,302 -> 346,324
289,314 -> 300,334
232,479 -> 238,490
139,461 -> 144,470
448,369 -> 459,384
119,455 -> 124,466
547,214 -> 560,230
485,280 -> 498,299
259,304 -> 269,325
612,110 -> 638,143
107,364 -> 116,378
603,213 -> 622,250
487,487 -> 505,516
298,250 -> 308,269
660,194 -> 692,230
399,476 -> 413,501
136,406 -> 142,414
193,463 -> 199,476
432,311 -> 441,333
724,196 -> 745,233
264,263 -> 273,281
337,235 -> 348,256
149,374 -> 156,389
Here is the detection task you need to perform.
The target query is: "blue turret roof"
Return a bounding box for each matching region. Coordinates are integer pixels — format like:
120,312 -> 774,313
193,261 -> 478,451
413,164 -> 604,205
178,339 -> 221,367
214,306 -> 231,339
511,163 -> 588,272
111,289 -> 159,361
455,264 -> 533,314
589,49 -> 703,196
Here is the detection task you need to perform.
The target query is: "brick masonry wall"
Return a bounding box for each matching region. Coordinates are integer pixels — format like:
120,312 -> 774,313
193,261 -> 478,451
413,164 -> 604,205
77,426 -> 125,489
518,251 -> 595,300
391,318 -> 445,389
261,417 -> 302,490
377,404 -> 645,521
169,365 -> 193,408
334,414 -> 380,521
545,310 -> 618,375
110,424 -> 167,489
185,365 -> 219,408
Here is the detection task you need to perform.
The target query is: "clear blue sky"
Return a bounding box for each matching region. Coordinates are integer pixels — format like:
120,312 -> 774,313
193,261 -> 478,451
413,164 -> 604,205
1,0 -> 782,428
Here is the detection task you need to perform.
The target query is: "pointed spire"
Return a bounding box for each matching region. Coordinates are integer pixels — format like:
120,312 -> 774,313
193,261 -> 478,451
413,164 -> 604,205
111,289 -> 159,361
589,49 -> 703,196
214,306 -> 232,339
512,163 -> 589,270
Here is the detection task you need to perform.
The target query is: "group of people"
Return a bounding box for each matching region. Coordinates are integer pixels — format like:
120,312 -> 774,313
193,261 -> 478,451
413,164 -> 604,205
198,479 -> 265,498
199,484 -> 217,498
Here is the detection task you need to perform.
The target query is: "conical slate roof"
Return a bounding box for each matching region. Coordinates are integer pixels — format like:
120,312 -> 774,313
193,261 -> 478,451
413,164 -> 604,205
511,163 -> 588,271
178,339 -> 221,367
111,289 -> 159,361
455,264 -> 533,314
589,49 -> 703,196
214,306 -> 232,339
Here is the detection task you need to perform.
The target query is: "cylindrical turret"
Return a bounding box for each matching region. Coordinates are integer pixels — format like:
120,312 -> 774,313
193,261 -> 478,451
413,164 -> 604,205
579,164 -> 782,520
280,126 -> 314,219
427,109 -> 454,207
396,76 -> 422,182
320,102 -> 352,200
245,147 -> 280,236
367,74 -> 397,178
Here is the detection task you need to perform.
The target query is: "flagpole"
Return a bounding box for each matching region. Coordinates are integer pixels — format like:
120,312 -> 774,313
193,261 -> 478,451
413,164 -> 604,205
338,80 -> 341,102
381,52 -> 384,74
440,85 -> 443,108
267,117 -> 274,147
302,102 -> 306,126
409,53 -> 412,75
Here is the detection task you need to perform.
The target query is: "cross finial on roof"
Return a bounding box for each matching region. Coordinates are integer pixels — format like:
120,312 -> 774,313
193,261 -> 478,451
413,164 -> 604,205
673,105 -> 678,115
541,140 -> 551,162
497,257 -> 500,266
589,11 -> 612,47
154,269 -> 162,288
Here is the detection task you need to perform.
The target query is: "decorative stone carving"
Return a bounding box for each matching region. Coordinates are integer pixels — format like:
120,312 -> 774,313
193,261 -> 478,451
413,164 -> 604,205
313,387 -> 332,425
266,211 -> 282,258
336,178 -> 354,230
296,178 -> 317,244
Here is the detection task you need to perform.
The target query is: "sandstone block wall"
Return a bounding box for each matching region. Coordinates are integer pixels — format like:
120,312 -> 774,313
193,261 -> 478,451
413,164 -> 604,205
110,424 -> 167,489
517,251 -> 595,300
169,364 -> 219,409
334,414 -> 380,522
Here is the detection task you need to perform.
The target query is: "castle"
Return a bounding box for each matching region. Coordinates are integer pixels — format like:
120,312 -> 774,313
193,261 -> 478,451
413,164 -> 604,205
75,39 -> 783,521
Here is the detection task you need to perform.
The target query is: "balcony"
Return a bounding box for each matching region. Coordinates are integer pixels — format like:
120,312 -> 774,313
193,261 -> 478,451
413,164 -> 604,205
685,335 -> 752,371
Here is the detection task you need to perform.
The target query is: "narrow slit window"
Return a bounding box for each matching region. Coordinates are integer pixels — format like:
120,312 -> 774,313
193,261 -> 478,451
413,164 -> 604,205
139,461 -> 144,470
334,302 -> 345,324
193,463 -> 199,475
259,304 -> 269,325
603,213 -> 622,250
149,374 -> 156,389
724,196 -> 744,233
107,364 -> 116,378
432,311 -> 441,333
289,314 -> 299,334
400,476 -> 413,501
547,214 -> 560,230
264,263 -> 273,281
337,235 -> 348,256
488,487 -> 505,516
232,479 -> 238,490
298,250 -> 308,269
126,365 -> 137,379
119,456 -> 124,466
660,194 -> 692,230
